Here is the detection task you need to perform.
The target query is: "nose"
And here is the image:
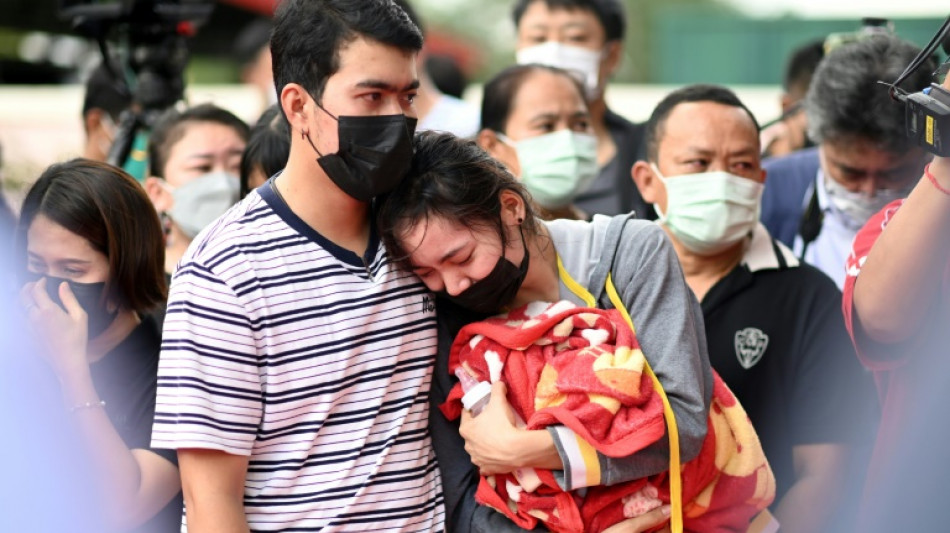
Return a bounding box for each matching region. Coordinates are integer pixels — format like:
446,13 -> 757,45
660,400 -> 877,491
443,272 -> 472,297
856,176 -> 879,196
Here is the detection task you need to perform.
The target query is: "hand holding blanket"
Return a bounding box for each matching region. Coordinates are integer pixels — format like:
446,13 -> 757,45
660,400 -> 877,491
443,300 -> 775,533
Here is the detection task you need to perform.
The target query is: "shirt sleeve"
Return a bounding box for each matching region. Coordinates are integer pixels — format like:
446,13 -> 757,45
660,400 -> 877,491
842,200 -> 909,371
553,222 -> 712,488
151,259 -> 263,456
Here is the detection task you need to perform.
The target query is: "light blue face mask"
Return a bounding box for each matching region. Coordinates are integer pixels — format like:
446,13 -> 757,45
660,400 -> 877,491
823,172 -> 912,227
169,171 -> 240,239
500,129 -> 598,209
652,164 -> 764,256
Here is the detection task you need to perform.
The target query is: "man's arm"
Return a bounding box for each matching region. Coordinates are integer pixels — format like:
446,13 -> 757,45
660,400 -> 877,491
773,444 -> 849,533
178,449 -> 251,533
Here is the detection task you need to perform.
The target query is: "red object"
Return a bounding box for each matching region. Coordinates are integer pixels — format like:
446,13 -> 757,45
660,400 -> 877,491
925,163 -> 950,196
444,301 -> 775,533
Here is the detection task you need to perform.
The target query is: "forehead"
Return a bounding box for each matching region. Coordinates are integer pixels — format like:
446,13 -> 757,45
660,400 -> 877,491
519,2 -> 605,35
658,101 -> 759,154
822,137 -> 922,168
169,122 -> 247,156
26,214 -> 101,259
400,215 -> 474,266
511,71 -> 586,114
330,36 -> 418,89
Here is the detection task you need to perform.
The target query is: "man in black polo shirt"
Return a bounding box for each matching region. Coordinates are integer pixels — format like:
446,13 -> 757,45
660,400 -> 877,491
631,84 -> 876,533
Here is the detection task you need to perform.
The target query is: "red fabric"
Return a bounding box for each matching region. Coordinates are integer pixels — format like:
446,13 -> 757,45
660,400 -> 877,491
444,301 -> 775,533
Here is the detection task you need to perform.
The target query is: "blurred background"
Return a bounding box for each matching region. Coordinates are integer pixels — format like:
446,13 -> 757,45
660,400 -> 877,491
0,0 -> 946,203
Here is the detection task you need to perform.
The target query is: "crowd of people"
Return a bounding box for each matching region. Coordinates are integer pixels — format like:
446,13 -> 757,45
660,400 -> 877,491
1,0 -> 948,532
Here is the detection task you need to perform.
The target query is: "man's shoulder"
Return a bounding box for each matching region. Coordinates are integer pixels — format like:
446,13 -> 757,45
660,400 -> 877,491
179,194 -> 287,270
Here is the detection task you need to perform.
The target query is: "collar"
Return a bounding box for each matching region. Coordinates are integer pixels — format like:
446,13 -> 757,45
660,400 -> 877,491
814,168 -> 832,212
742,223 -> 799,273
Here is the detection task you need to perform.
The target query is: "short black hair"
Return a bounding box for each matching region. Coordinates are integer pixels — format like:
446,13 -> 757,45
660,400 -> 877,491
234,18 -> 272,67
240,105 -> 291,198
148,103 -> 250,178
644,84 -> 761,162
806,34 -> 934,153
512,0 -> 625,42
391,0 -> 424,36
481,63 -> 586,133
270,0 -> 423,106
783,39 -> 825,98
81,62 -> 132,123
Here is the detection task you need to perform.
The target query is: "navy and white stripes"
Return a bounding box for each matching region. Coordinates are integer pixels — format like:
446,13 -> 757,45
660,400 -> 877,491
152,184 -> 444,532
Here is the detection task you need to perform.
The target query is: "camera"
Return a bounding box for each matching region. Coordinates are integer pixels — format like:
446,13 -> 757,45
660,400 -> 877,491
58,0 -> 213,171
905,84 -> 950,157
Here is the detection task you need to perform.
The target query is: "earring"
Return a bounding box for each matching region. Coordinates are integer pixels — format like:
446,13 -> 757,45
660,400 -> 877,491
517,217 -> 523,224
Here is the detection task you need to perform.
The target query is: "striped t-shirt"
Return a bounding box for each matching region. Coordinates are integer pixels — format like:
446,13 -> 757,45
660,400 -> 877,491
152,181 -> 445,532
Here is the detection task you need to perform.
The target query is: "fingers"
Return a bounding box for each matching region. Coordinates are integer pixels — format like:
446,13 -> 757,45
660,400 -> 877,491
490,380 -> 507,400
602,505 -> 672,533
57,280 -> 85,319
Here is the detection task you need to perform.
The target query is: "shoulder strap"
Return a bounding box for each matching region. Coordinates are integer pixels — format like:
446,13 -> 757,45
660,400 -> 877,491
798,184 -> 823,260
587,213 -> 637,305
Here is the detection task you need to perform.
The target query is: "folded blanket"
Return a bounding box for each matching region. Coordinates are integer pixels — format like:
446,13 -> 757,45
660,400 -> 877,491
443,300 -> 775,533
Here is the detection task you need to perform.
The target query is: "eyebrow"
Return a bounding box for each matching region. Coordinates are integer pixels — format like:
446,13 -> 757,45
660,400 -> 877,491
355,79 -> 421,92
410,243 -> 466,271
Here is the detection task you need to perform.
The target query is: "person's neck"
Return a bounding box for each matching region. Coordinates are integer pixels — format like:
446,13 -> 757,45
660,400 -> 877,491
165,225 -> 191,274
511,225 -> 561,307
87,308 -> 140,363
277,153 -> 371,255
587,94 -> 616,167
666,227 -> 745,302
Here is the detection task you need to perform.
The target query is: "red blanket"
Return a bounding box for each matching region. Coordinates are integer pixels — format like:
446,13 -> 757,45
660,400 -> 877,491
443,301 -> 775,533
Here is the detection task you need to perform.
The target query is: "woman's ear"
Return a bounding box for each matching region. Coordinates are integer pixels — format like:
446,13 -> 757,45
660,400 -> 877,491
499,189 -> 526,226
144,177 -> 173,213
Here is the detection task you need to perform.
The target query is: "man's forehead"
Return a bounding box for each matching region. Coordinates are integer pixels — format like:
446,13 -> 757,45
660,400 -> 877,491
660,101 -> 759,148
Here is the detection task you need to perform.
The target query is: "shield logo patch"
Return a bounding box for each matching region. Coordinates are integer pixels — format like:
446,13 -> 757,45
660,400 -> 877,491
734,327 -> 769,369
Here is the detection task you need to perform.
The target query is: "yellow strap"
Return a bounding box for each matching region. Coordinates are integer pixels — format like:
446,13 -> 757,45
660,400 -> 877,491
556,255 -> 684,533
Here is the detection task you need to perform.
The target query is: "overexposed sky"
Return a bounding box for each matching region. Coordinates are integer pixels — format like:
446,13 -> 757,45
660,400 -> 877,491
724,0 -> 947,18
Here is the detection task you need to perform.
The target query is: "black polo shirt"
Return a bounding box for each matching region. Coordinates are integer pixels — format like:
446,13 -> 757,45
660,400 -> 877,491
701,225 -> 877,504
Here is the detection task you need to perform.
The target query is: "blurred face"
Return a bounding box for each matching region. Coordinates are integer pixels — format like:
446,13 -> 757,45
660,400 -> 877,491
306,36 -> 419,156
820,137 -> 928,195
487,70 -> 592,175
516,1 -> 607,51
400,215 -> 524,297
26,214 -> 109,284
647,101 -> 764,213
163,122 -> 246,188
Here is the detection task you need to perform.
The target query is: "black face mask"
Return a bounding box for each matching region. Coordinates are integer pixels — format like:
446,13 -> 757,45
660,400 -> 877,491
22,272 -> 118,339
306,104 -> 417,202
442,226 -> 530,314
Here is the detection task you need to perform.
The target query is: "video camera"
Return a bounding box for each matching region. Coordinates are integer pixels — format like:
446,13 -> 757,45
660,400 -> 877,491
58,0 -> 214,173
887,14 -> 950,156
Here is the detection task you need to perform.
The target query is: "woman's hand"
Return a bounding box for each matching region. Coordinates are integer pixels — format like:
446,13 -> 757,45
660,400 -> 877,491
601,505 -> 672,533
20,277 -> 89,378
459,381 -> 563,474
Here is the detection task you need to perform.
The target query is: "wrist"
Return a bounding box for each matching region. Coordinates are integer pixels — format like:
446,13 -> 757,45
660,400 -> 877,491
511,428 -> 562,470
925,162 -> 950,197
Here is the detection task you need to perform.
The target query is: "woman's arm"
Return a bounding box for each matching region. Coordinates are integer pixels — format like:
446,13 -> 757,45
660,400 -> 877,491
21,280 -> 180,530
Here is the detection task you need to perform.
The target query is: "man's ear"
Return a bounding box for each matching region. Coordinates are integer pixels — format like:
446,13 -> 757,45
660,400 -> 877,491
144,177 -> 173,213
631,161 -> 661,204
83,108 -> 104,136
280,83 -> 311,137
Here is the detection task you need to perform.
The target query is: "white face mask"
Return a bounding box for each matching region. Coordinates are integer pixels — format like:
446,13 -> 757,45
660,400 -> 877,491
823,173 -> 911,227
516,42 -> 603,99
169,171 -> 240,239
499,130 -> 598,209
652,165 -> 764,256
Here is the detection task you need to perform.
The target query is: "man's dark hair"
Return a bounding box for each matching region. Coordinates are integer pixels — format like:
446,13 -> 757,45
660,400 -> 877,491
644,84 -> 761,162
234,18 -> 272,68
481,64 -> 586,133
783,39 -> 825,98
148,103 -> 250,178
806,34 -> 935,153
391,0 -> 424,36
81,62 -> 132,124
271,0 -> 423,105
512,0 -> 625,43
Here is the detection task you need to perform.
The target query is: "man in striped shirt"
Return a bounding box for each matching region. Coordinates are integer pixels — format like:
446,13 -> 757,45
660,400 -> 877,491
151,0 -> 444,530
